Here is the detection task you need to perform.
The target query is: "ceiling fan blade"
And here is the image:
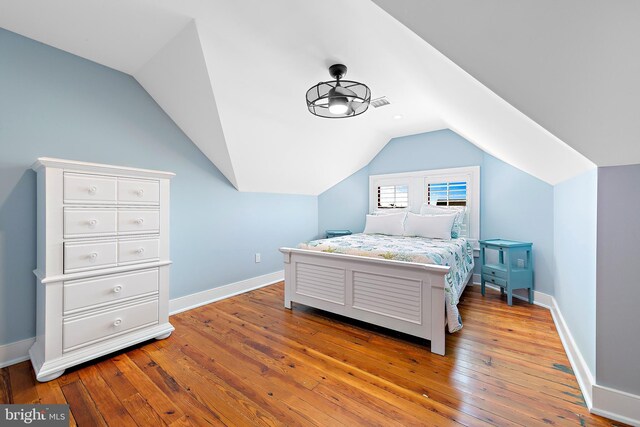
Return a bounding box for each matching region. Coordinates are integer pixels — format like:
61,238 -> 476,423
346,100 -> 364,116
334,85 -> 357,98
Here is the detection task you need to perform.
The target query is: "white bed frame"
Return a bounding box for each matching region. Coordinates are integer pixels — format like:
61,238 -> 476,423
280,247 -> 472,355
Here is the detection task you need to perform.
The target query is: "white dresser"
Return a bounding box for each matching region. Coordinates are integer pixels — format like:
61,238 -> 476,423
30,158 -> 175,382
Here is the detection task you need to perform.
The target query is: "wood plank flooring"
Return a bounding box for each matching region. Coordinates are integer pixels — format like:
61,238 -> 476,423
0,283 -> 625,426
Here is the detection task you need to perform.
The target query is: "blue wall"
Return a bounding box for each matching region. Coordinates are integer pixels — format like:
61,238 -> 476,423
317,130 -> 555,295
369,130 -> 484,174
0,28 -> 318,345
554,169 -> 597,375
318,166 -> 370,237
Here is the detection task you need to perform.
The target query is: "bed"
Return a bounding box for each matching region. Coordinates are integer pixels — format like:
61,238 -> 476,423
280,233 -> 474,355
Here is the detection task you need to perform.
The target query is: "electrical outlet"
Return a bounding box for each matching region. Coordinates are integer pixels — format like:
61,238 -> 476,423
517,258 -> 525,268
255,253 -> 261,263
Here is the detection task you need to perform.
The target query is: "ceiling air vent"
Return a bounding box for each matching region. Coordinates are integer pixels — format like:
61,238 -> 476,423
371,97 -> 390,108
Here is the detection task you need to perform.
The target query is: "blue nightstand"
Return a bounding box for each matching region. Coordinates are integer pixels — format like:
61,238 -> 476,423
480,239 -> 533,306
325,230 -> 352,239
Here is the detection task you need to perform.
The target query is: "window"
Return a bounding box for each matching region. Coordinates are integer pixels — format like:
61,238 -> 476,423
426,182 -> 467,206
369,166 -> 480,249
377,184 -> 409,209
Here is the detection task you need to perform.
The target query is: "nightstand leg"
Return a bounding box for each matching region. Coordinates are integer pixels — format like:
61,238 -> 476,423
507,289 -> 513,306
500,287 -> 504,296
481,278 -> 485,296
528,288 -> 534,304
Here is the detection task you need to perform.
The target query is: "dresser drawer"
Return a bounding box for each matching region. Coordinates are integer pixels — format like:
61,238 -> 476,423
64,208 -> 117,238
483,275 -> 507,288
64,173 -> 117,204
64,269 -> 159,314
118,178 -> 159,205
63,298 -> 159,352
64,241 -> 118,273
118,239 -> 160,265
118,209 -> 160,235
481,265 -> 507,279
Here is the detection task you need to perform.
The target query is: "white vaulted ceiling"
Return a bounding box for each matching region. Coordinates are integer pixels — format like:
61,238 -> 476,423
0,0 -> 603,195
373,0 -> 640,169
0,0 -> 190,74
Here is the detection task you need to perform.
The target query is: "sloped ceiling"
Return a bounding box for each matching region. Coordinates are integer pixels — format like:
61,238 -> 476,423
372,0 -> 640,169
0,0 -> 600,195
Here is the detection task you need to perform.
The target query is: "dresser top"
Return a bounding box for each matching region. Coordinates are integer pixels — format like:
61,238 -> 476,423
31,157 -> 175,179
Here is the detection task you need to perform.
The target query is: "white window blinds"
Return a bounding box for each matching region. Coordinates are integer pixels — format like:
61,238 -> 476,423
426,181 -> 468,206
377,184 -> 409,209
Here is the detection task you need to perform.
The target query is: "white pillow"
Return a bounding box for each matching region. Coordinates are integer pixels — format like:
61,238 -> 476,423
363,212 -> 406,236
372,209 -> 408,215
420,203 -> 462,216
419,204 -> 466,238
403,212 -> 456,240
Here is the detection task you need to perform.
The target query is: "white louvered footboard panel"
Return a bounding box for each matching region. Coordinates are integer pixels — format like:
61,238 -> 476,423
352,271 -> 422,324
295,262 -> 345,305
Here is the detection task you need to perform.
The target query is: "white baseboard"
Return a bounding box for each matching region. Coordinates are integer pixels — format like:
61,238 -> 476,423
548,297 -> 595,409
169,270 -> 284,315
592,384 -> 640,426
0,337 -> 35,368
0,271 -> 284,369
471,274 -> 552,309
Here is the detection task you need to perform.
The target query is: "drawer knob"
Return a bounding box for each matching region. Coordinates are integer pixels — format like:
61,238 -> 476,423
135,218 -> 145,225
136,189 -> 144,197
113,318 -> 122,327
88,185 -> 97,194
89,252 -> 98,260
88,219 -> 98,227
136,247 -> 145,254
113,285 -> 123,293
491,270 -> 495,275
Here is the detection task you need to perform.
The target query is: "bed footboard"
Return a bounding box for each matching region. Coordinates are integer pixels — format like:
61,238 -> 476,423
280,247 -> 450,355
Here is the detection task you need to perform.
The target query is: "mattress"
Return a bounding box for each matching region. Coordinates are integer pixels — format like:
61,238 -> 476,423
298,233 -> 474,332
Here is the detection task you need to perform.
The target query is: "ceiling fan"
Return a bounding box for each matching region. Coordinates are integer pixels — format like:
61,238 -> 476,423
306,64 -> 371,118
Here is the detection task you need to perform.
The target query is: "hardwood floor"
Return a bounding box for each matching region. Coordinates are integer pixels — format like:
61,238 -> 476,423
0,283 -> 625,426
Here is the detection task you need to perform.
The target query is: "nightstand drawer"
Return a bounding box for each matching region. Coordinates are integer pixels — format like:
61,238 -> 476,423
481,265 -> 507,279
483,275 -> 507,288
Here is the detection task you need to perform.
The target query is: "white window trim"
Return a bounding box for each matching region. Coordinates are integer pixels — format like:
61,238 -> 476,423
369,166 -> 480,250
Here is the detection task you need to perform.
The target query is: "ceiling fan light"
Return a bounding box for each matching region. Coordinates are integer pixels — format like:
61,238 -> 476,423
306,64 -> 371,119
329,101 -> 349,115
328,87 -> 350,115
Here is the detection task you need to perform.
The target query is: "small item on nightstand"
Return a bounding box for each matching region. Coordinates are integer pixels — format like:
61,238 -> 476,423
326,229 -> 352,239
479,239 -> 534,306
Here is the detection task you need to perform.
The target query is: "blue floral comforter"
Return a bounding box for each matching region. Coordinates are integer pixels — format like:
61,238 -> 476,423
298,233 -> 474,332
